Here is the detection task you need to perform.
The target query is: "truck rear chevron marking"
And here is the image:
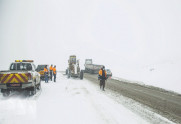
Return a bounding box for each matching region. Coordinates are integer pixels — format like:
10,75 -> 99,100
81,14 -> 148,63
4,74 -> 13,83
15,74 -> 24,82
7,74 -> 21,83
0,73 -> 28,83
1,74 -> 10,83
18,74 -> 27,82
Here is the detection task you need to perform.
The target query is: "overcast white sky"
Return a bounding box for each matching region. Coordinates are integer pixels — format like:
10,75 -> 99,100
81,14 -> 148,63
0,0 -> 181,71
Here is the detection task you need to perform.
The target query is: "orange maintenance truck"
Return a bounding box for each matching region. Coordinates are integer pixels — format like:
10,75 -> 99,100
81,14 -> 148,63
0,60 -> 41,96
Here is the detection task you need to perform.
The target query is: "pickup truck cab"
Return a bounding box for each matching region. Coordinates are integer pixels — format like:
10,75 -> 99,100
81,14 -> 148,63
0,60 -> 41,96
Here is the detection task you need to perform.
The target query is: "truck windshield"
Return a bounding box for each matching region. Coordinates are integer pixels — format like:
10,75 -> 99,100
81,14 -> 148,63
10,63 -> 32,71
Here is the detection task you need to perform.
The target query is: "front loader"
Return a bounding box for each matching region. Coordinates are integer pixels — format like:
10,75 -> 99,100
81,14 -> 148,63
66,55 -> 84,79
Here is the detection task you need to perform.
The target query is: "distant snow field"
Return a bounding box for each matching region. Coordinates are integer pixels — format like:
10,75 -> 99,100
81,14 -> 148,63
112,59 -> 181,94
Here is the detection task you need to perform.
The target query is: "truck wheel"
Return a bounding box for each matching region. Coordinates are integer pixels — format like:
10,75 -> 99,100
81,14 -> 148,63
29,85 -> 36,96
80,70 -> 84,80
37,80 -> 41,90
31,86 -> 36,95
24,90 -> 29,97
3,90 -> 10,97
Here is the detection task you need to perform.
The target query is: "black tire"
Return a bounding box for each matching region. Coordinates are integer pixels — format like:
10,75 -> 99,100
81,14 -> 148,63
3,90 -> 10,97
30,80 -> 37,95
80,70 -> 84,80
24,89 -> 31,97
68,69 -> 70,78
31,86 -> 36,95
37,80 -> 41,90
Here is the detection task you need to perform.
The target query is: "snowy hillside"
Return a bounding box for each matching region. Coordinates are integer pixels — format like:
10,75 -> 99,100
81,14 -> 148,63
112,58 -> 181,94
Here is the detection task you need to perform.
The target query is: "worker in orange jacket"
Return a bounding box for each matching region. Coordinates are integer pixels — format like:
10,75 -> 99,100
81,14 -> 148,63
98,66 -> 107,91
44,65 -> 49,83
53,65 -> 57,82
49,64 -> 53,81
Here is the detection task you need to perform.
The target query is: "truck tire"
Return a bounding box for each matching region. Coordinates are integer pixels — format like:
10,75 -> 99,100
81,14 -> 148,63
80,70 -> 84,80
30,80 -> 37,95
2,90 -> 10,97
37,80 -> 41,90
31,86 -> 36,95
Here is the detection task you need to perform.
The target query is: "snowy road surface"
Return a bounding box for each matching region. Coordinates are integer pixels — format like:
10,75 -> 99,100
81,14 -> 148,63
0,73 -> 175,124
84,73 -> 181,123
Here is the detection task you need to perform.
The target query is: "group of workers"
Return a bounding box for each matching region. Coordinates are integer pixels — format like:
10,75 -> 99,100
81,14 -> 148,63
43,64 -> 107,90
44,65 -> 57,83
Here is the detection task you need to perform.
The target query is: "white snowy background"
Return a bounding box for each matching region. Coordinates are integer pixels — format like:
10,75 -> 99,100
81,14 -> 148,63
0,0 -> 181,93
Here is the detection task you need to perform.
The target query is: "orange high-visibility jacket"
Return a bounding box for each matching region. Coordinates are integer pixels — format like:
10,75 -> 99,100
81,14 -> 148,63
49,66 -> 53,71
53,68 -> 56,74
99,69 -> 107,77
44,68 -> 48,72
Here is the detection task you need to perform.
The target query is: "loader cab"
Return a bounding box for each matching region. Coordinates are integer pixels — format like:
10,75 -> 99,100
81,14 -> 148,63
69,55 -> 76,64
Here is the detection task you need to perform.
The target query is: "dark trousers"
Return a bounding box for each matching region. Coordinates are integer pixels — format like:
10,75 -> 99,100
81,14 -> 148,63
53,74 -> 56,82
50,71 -> 53,81
45,74 -> 48,83
100,80 -> 105,90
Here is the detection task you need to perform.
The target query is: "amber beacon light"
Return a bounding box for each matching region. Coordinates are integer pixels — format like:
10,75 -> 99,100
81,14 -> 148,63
15,60 -> 34,62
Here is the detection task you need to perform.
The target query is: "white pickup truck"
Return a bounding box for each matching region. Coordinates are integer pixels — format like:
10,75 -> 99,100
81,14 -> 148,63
0,60 -> 41,96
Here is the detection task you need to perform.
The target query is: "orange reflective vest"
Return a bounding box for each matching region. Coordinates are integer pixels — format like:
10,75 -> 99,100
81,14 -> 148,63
99,69 -> 107,77
44,68 -> 48,72
53,68 -> 56,74
49,66 -> 53,71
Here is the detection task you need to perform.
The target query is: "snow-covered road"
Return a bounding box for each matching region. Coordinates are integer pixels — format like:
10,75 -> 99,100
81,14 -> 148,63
0,73 -> 174,124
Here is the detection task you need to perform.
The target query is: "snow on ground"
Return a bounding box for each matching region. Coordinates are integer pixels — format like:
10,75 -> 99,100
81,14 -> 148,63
0,73 -> 176,124
0,73 -> 152,124
112,59 -> 181,94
